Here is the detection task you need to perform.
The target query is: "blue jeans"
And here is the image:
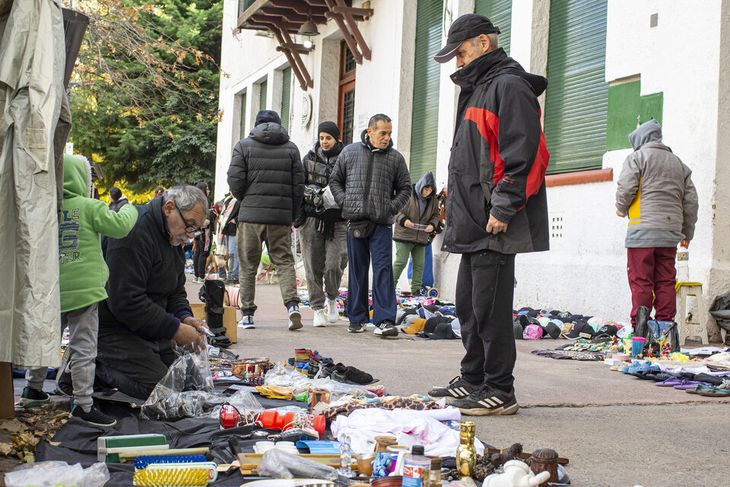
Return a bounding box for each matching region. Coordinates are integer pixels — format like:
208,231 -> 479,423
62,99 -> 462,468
346,224 -> 396,325
227,235 -> 239,280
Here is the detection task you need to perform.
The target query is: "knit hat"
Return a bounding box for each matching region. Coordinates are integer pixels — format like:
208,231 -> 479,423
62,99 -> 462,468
318,121 -> 340,140
255,109 -> 281,126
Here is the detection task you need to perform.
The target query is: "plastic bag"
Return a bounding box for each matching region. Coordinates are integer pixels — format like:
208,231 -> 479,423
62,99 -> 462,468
141,346 -> 262,420
264,364 -> 377,403
209,390 -> 264,419
5,461 -> 109,487
257,448 -> 338,481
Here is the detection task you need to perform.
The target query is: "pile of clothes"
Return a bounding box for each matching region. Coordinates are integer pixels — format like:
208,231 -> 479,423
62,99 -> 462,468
513,307 -> 630,341
396,298 -> 460,340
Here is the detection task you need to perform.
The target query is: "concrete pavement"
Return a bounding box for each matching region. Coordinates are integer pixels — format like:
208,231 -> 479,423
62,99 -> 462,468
198,280 -> 730,487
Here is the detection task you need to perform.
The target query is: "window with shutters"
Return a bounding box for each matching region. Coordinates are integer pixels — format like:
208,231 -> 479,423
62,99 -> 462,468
258,79 -> 268,111
474,0 -> 511,55
238,90 -> 247,141
338,42 -> 356,145
543,0 -> 608,174
280,67 -> 292,130
409,0 -> 443,179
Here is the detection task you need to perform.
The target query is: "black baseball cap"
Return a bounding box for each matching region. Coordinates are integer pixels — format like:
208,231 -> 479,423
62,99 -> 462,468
434,14 -> 501,63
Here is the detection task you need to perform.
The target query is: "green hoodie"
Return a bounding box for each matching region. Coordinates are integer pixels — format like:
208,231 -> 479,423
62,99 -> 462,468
59,155 -> 138,312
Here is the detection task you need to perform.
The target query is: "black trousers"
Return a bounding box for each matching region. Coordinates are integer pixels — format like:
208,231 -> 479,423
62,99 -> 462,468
193,249 -> 209,279
96,332 -> 176,400
456,250 -> 516,393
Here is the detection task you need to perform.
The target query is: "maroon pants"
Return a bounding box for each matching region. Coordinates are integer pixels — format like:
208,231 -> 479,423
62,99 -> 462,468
627,247 -> 677,323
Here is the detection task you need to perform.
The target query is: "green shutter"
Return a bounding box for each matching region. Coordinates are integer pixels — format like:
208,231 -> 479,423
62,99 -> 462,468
239,91 -> 247,139
409,0 -> 443,179
544,0 -> 608,174
259,79 -> 267,110
281,67 -> 292,130
474,0 -> 511,55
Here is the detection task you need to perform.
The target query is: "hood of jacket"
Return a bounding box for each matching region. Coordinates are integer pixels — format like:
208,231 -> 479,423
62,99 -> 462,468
250,122 -> 290,145
63,154 -> 93,199
415,171 -> 436,213
360,128 -> 394,153
451,48 -> 547,97
629,119 -> 663,150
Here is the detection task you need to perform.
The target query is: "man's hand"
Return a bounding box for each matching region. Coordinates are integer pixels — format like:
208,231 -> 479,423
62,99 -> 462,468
425,224 -> 434,233
616,209 -> 627,218
174,323 -> 205,351
183,316 -> 209,335
486,214 -> 508,234
680,239 -> 690,249
404,219 -> 414,229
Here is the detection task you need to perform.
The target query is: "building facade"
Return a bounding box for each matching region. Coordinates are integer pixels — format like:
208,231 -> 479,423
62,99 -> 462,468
215,0 -> 730,327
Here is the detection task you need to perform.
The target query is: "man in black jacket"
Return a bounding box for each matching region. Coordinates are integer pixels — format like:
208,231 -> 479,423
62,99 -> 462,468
427,14 -> 550,415
227,110 -> 305,331
96,185 -> 210,400
330,114 -> 411,336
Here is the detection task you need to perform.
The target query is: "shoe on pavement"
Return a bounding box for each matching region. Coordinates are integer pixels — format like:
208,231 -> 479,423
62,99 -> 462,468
348,323 -> 366,333
288,305 -> 303,331
71,405 -> 117,427
18,386 -> 50,408
374,320 -> 398,337
313,309 -> 327,327
427,375 -> 481,401
238,315 -> 255,330
451,386 -> 520,416
326,299 -> 339,323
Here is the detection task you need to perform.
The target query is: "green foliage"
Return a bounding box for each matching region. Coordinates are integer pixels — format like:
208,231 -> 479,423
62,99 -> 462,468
69,0 -> 222,193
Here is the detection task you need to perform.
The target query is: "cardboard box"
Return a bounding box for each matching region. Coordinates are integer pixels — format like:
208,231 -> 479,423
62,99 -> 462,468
190,303 -> 238,344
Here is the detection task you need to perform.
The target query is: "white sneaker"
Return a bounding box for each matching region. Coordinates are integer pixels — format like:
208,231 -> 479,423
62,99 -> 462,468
288,305 -> 303,331
326,299 -> 339,323
238,315 -> 255,330
313,309 -> 327,327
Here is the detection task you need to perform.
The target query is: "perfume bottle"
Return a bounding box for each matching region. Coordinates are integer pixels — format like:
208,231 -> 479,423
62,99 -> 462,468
455,421 -> 477,478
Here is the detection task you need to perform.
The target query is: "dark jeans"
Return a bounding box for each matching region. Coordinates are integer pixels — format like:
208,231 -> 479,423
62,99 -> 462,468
627,247 -> 677,323
346,223 -> 396,325
456,250 -> 516,393
193,249 -> 209,279
96,332 -> 176,400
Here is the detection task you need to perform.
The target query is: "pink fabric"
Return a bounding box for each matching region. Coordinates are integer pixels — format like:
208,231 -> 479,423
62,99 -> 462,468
523,324 -> 543,340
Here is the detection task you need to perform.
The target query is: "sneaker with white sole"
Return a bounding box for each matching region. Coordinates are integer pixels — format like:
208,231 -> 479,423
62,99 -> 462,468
238,315 -> 255,330
71,405 -> 117,427
313,309 -> 327,327
348,323 -> 366,333
326,299 -> 339,323
288,305 -> 303,331
451,386 -> 520,416
18,386 -> 50,408
427,375 -> 481,401
373,320 -> 398,337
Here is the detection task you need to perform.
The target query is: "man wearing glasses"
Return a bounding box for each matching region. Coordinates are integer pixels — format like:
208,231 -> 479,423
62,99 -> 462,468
94,185 -> 211,400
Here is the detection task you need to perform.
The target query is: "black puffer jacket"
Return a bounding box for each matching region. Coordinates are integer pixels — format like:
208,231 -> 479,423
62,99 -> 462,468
442,48 -> 550,255
302,142 -> 343,218
227,123 -> 304,225
330,130 -> 411,225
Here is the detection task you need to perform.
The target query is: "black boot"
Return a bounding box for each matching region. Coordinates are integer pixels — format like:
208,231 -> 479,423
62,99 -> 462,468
635,305 -> 650,340
199,279 -> 231,348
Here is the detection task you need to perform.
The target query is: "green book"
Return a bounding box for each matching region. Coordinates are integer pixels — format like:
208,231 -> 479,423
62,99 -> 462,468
97,433 -> 167,450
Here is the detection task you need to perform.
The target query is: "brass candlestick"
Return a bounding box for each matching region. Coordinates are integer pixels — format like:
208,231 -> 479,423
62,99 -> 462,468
455,421 -> 477,478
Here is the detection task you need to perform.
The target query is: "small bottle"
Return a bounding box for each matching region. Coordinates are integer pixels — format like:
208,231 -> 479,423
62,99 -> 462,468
428,457 -> 443,487
402,444 -> 431,487
455,421 -> 477,478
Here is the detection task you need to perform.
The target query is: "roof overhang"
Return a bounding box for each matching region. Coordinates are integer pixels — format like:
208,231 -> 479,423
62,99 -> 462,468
237,0 -> 373,90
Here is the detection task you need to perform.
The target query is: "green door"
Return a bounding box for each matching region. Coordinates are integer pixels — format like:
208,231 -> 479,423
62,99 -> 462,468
280,67 -> 292,130
239,91 -> 247,140
474,0 -> 511,54
543,0 -> 608,174
259,79 -> 267,111
409,0 -> 443,179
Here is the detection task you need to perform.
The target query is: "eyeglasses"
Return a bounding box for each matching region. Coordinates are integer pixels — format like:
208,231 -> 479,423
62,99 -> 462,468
175,205 -> 203,237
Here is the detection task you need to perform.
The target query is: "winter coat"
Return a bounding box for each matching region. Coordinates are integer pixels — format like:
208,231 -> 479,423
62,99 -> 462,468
227,122 -> 305,225
302,141 -> 344,219
60,154 -> 138,312
394,171 -> 440,245
616,120 -> 698,248
99,197 -> 193,341
329,130 -> 411,225
441,48 -> 550,255
108,198 -> 129,212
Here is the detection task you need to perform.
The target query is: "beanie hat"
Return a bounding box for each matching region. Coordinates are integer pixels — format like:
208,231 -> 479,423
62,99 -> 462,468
318,121 -> 340,140
255,109 -> 281,126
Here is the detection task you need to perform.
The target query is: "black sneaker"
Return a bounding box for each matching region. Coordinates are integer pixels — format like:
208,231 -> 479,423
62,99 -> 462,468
373,320 -> 398,337
18,386 -> 50,407
427,376 -> 481,401
71,405 -> 117,427
451,386 -> 520,416
348,323 -> 366,333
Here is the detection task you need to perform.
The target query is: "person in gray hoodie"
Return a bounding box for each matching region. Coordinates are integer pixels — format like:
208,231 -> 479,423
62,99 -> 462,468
615,119 -> 698,324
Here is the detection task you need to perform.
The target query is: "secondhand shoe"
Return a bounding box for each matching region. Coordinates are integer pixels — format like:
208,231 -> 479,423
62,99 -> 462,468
288,305 -> 303,331
326,298 -> 339,323
348,323 -> 366,333
374,320 -> 398,338
238,315 -> 255,330
427,375 -> 481,401
313,309 -> 327,327
71,405 -> 117,427
451,386 -> 520,416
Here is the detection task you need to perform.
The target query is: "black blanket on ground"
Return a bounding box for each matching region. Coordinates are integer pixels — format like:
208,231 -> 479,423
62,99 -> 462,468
35,397 -> 304,486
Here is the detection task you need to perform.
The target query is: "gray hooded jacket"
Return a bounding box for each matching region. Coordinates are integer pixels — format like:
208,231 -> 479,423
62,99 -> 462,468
615,120 -> 698,248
